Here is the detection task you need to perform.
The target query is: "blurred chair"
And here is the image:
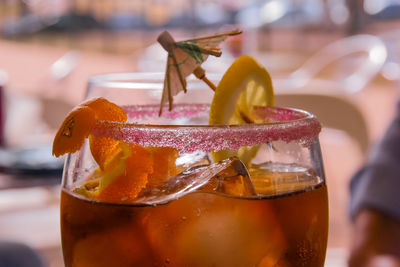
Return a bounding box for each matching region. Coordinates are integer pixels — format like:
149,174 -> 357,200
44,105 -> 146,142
364,0 -> 400,20
277,34 -> 387,94
275,92 -> 369,155
235,0 -> 328,29
347,0 -> 400,33
235,0 -> 346,52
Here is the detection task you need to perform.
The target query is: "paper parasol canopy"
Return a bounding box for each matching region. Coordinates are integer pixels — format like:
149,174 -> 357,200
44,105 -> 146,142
157,29 -> 242,114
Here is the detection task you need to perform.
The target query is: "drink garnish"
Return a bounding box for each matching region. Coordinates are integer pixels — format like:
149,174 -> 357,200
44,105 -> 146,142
53,97 -> 179,201
52,106 -> 96,157
209,55 -> 274,164
52,97 -> 127,158
96,144 -> 153,202
146,147 -> 180,188
209,55 -> 274,124
75,142 -> 180,202
157,29 -> 242,114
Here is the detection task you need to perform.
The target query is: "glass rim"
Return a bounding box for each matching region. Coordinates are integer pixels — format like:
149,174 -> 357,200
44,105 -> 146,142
91,105 -> 321,153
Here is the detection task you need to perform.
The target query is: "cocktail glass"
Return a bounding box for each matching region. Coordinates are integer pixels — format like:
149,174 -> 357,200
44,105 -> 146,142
60,73 -> 328,267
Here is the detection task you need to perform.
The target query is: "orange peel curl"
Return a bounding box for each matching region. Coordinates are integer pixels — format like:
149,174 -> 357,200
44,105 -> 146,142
52,97 -> 127,160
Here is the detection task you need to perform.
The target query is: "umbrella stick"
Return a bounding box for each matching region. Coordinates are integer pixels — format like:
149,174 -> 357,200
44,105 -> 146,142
202,76 -> 216,91
193,67 -> 216,91
184,30 -> 243,42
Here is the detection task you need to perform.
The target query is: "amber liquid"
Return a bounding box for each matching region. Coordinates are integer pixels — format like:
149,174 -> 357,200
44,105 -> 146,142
61,182 -> 328,267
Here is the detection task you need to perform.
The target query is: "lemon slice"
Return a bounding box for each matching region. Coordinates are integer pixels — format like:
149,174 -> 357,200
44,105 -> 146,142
209,55 -> 274,164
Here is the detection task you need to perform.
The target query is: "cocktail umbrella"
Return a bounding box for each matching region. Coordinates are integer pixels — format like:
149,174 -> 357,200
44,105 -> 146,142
157,29 -> 242,114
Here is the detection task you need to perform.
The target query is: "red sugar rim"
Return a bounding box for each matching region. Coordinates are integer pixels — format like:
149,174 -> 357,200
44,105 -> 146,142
90,104 -> 321,153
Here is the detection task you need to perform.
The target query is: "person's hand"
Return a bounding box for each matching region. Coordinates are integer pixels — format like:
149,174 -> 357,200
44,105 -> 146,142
348,208 -> 400,267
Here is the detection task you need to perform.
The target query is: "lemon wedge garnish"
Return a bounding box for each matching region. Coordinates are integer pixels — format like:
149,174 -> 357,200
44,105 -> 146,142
209,55 -> 274,164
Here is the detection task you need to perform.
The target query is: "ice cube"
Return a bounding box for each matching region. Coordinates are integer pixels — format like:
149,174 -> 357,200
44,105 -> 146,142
175,151 -> 210,172
198,158 -> 257,197
143,182 -> 287,267
249,162 -> 322,195
136,157 -> 256,205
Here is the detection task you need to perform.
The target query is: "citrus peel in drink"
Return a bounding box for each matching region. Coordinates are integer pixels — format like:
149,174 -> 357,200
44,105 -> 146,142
84,145 -> 180,202
54,97 -> 181,202
97,144 -> 153,202
89,136 -> 123,172
53,97 -> 149,201
209,55 -> 274,164
147,147 -> 180,188
83,97 -> 127,122
53,106 -> 96,158
52,97 -> 127,159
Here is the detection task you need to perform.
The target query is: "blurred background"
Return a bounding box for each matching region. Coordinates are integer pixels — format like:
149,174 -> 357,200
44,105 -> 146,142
0,0 -> 399,266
